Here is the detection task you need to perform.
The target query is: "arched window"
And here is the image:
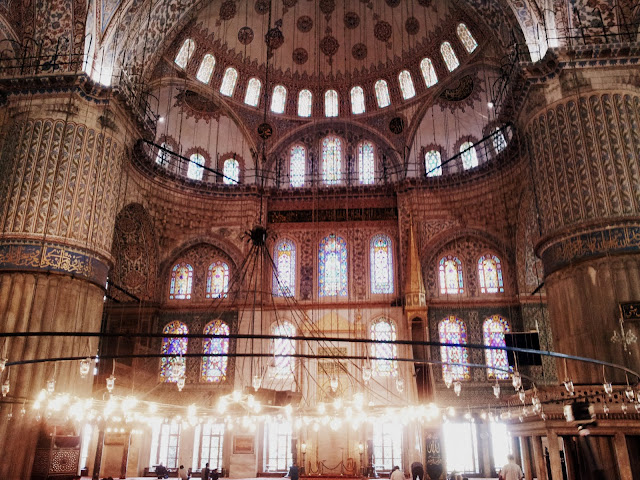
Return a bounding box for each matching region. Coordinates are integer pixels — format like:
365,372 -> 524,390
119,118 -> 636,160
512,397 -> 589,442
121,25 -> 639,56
223,158 -> 240,184
439,255 -> 464,295
206,261 -> 230,298
290,145 -> 306,188
370,234 -> 393,294
169,263 -> 193,299
325,90 -> 339,117
202,320 -> 230,382
358,141 -> 375,185
196,54 -> 216,84
156,142 -> 170,167
244,77 -> 262,107
374,79 -> 391,108
273,239 -> 296,297
419,58 -> 438,88
373,422 -> 403,470
322,136 -> 342,185
457,24 -> 478,53
160,321 -> 188,382
350,86 -> 365,114
220,67 -> 238,96
371,318 -> 397,376
441,42 -> 460,71
319,233 -> 348,297
492,127 -> 507,153
298,89 -> 312,117
425,150 -> 442,177
478,254 -> 504,293
271,85 -> 287,114
398,70 -> 416,100
483,315 -> 510,379
439,316 -> 470,381
272,322 -> 295,377
460,141 -> 478,170
174,39 -> 195,69
187,153 -> 205,181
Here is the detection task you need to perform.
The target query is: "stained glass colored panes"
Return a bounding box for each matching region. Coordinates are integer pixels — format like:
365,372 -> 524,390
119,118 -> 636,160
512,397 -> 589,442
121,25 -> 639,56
170,263 -> 193,299
271,85 -> 287,114
370,234 -> 393,294
202,320 -> 230,382
298,89 -> 312,117
322,136 -> 342,185
483,315 -> 510,379
351,86 -> 365,115
425,150 -> 442,177
160,321 -> 188,382
187,153 -> 205,181
196,54 -> 216,84
398,70 -> 416,100
223,158 -> 240,184
272,322 -> 295,377
439,256 -> 463,295
439,316 -> 470,381
244,77 -> 262,107
371,319 -> 397,376
273,239 -> 296,297
358,141 -> 375,185
319,234 -> 348,297
420,58 -> 438,88
478,254 -> 504,293
460,142 -> 478,170
156,142 -> 169,167
492,127 -> 507,153
206,261 -> 230,298
220,67 -> 238,97
457,24 -> 478,53
441,42 -> 460,71
290,145 -> 306,187
374,79 -> 391,108
174,39 -> 195,69
325,90 -> 339,117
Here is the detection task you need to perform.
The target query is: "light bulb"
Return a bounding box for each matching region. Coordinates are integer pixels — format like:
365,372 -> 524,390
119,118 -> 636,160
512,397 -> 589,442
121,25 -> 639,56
106,374 -> 116,393
80,358 -> 91,378
563,404 -> 574,422
603,403 -> 610,415
635,403 -> 640,413
512,371 -> 522,390
487,101 -> 494,109
171,359 -> 185,380
396,377 -> 405,393
20,405 -> 26,416
1,379 -> 9,397
177,376 -> 186,392
444,371 -> 453,389
621,402 -> 628,414
563,379 -> 574,395
625,386 -> 635,401
330,376 -> 339,392
453,381 -> 462,397
47,378 -> 56,394
493,383 -> 501,399
518,390 -> 526,403
362,365 -> 372,382
533,400 -> 542,415
0,358 -> 6,373
252,375 -> 262,392
540,411 -> 547,421
602,381 -> 613,395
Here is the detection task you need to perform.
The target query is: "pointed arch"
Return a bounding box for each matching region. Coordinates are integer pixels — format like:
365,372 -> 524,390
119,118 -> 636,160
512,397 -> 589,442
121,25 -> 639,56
319,234 -> 347,296
169,263 -> 193,299
438,316 -> 470,381
358,140 -> 375,185
161,321 -> 188,382
272,322 -> 296,377
483,315 -> 510,379
370,234 -> 393,294
371,318 -> 397,376
289,145 -> 306,187
174,39 -> 195,69
206,261 -> 230,298
456,24 -> 478,53
202,320 -> 230,382
273,239 -> 296,297
478,254 -> 504,293
439,255 -> 464,295
196,54 -> 216,84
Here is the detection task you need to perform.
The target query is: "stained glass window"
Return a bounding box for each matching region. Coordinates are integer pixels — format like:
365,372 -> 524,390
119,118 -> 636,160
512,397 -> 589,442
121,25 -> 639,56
223,158 -> 240,184
220,67 -> 238,97
187,153 -> 205,181
370,234 -> 393,294
319,233 -> 348,296
272,322 -> 295,377
478,254 -> 504,293
160,321 -> 188,382
351,86 -> 366,114
290,145 -> 306,187
322,136 -> 342,185
483,315 -> 510,379
441,42 -> 460,71
244,77 -> 262,107
420,58 -> 438,88
358,141 -> 375,185
460,141 -> 478,170
271,85 -> 287,114
170,263 -> 193,299
374,79 -> 391,108
175,39 -> 195,69
371,319 -> 397,376
439,255 -> 463,295
398,70 -> 416,100
273,239 -> 296,297
196,54 -> 216,84
298,89 -> 312,117
206,261 -> 230,298
457,24 -> 478,53
439,316 -> 470,381
425,150 -> 442,177
156,142 -> 169,167
325,90 -> 339,117
492,127 -> 507,153
202,320 -> 230,382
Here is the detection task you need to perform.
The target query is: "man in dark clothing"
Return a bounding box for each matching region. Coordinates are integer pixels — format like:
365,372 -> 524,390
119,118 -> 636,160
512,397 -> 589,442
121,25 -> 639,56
211,467 -> 220,480
411,462 -> 424,480
203,462 -> 211,480
286,463 -> 300,480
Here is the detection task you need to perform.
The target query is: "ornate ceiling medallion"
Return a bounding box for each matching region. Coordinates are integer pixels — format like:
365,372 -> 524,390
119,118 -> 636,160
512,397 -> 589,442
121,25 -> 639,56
238,27 -> 254,45
352,43 -> 367,60
297,16 -> 313,32
320,35 -> 340,57
219,1 -> 237,21
344,12 -> 360,29
255,0 -> 269,15
374,21 -> 392,42
265,23 -> 285,50
389,117 -> 405,135
405,17 -> 420,35
293,48 -> 309,65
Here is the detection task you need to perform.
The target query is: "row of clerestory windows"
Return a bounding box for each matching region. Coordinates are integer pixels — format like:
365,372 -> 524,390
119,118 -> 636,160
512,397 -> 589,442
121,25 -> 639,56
439,253 -> 504,295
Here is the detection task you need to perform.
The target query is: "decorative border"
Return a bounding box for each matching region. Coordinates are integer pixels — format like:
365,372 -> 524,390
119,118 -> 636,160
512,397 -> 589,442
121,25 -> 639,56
233,435 -> 255,454
0,240 -> 110,287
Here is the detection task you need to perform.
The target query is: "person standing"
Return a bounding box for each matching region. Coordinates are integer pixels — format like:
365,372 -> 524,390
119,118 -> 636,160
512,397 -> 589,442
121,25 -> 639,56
411,462 -> 424,480
390,466 -> 405,480
286,463 -> 300,480
499,454 -> 524,480
178,465 -> 190,480
203,462 -> 211,480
